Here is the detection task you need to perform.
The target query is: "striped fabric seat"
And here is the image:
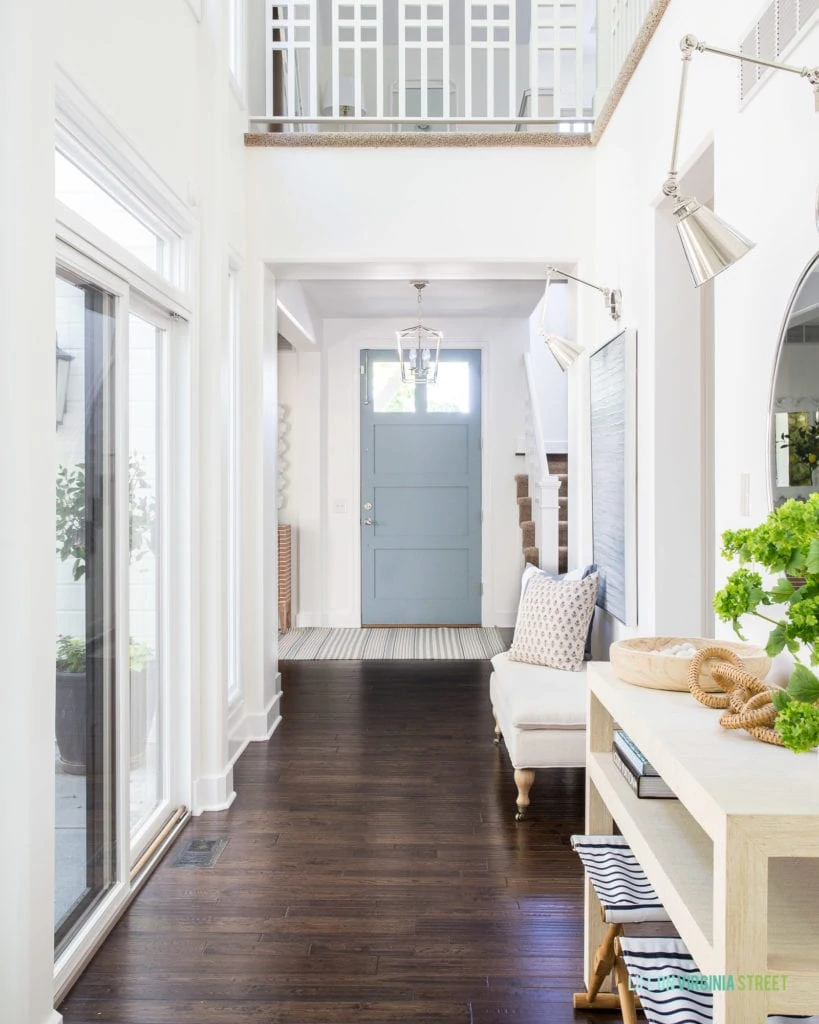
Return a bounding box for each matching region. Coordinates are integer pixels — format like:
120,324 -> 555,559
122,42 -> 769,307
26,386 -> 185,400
618,936 -> 819,1024
570,835 -> 670,923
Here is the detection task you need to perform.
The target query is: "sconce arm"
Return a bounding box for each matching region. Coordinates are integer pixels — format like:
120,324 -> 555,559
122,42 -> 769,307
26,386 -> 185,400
665,33 -> 819,198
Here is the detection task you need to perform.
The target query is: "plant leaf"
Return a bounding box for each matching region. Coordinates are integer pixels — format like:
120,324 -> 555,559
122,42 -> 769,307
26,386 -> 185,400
787,663 -> 819,703
808,539 -> 819,576
766,625 -> 788,657
771,689 -> 791,711
770,577 -> 796,603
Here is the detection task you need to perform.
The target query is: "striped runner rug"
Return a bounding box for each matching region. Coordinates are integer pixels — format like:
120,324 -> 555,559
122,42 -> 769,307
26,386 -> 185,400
278,627 -> 509,660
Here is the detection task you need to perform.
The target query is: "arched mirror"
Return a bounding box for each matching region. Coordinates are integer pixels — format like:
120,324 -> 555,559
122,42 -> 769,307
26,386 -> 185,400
770,254 -> 819,506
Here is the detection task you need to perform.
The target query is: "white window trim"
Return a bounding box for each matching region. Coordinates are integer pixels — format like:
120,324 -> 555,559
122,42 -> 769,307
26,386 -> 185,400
229,0 -> 248,104
226,256 -> 243,710
56,66 -> 196,292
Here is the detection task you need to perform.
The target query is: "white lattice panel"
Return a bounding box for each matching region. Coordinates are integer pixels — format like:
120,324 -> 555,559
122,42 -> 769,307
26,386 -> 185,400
267,1 -> 318,117
465,1 -> 516,118
529,2 -> 584,119
331,0 -> 384,117
398,1 -> 451,118
609,0 -> 651,80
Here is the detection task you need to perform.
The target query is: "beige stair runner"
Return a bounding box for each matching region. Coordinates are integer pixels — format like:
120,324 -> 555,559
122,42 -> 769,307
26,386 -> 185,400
514,457 -> 568,574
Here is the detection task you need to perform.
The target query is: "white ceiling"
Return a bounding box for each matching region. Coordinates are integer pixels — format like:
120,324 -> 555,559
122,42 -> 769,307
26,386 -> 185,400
298,278 -> 547,319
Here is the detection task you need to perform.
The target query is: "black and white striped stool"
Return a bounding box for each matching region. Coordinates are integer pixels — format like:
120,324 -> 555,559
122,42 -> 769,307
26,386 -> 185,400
571,835 -> 671,1022
618,935 -> 819,1024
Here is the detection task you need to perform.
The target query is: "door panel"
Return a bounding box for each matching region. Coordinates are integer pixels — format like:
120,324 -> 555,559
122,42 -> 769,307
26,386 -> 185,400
361,349 -> 481,625
374,486 -> 469,538
373,423 -> 469,474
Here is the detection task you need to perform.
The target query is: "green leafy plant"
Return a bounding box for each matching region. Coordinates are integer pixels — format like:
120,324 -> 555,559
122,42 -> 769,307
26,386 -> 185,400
56,635 -> 87,674
780,417 -> 819,485
713,493 -> 819,752
55,635 -> 154,673
56,455 -> 156,580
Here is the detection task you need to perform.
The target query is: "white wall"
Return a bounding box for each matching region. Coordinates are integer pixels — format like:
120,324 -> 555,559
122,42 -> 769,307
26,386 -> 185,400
528,280 -> 570,450
246,146 -> 596,263
281,316 -> 531,627
587,2 -> 819,648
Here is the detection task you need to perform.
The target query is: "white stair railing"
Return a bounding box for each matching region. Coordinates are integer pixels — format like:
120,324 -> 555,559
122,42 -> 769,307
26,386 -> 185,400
523,353 -> 561,574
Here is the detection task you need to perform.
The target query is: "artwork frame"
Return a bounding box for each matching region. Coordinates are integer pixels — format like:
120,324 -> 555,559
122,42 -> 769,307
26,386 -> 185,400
589,328 -> 637,627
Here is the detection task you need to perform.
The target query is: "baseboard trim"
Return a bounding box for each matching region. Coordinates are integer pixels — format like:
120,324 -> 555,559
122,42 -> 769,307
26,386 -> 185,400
243,689 -> 283,742
46,1011 -> 63,1024
193,767 -> 236,815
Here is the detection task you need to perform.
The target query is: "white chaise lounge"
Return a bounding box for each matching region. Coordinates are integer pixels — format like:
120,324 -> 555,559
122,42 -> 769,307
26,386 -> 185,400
489,651 -> 587,819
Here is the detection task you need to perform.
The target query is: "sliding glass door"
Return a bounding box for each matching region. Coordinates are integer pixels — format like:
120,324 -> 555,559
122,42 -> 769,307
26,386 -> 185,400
55,266 -> 177,958
54,270 -> 117,950
128,308 -> 170,847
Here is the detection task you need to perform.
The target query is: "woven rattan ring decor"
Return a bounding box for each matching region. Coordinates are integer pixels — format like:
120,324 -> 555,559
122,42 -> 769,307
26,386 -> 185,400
687,646 -> 783,747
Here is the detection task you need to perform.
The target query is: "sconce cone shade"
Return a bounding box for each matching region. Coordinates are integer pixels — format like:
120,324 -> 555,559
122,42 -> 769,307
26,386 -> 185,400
544,333 -> 583,372
673,198 -> 755,287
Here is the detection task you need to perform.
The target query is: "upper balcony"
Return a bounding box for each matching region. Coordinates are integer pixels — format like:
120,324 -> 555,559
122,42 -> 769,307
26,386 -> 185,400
246,0 -> 666,142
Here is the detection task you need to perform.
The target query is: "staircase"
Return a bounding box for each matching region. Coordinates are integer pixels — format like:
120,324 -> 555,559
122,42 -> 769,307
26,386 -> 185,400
547,453 -> 569,574
515,459 -> 568,573
516,475 -> 539,567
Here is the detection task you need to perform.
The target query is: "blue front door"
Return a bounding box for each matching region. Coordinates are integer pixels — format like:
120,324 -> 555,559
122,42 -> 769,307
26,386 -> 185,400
360,349 -> 482,625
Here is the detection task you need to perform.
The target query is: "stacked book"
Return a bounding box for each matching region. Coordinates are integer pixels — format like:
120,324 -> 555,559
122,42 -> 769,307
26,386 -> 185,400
612,730 -> 676,799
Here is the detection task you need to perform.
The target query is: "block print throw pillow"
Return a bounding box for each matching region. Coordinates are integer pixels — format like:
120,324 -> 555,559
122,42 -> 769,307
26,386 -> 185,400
508,571 -> 599,672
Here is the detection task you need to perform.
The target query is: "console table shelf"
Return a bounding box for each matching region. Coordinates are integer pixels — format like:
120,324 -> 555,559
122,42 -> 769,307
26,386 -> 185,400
586,663 -> 819,1023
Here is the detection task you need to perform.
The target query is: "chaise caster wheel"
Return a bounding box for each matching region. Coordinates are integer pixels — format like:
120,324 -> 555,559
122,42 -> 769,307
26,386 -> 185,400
515,810 -> 526,821
493,736 -> 501,745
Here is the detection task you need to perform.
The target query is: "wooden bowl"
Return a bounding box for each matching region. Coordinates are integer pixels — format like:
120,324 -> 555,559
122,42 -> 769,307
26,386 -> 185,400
609,636 -> 771,692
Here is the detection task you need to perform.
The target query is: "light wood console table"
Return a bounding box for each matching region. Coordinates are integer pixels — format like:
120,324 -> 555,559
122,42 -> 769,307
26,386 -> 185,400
586,663 -> 819,1024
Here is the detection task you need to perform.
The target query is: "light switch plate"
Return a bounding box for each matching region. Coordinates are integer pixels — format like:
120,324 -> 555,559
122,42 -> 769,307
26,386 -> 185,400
333,500 -> 348,514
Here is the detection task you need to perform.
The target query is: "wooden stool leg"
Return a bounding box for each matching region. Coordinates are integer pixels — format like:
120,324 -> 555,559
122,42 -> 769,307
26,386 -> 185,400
588,922 -> 620,1000
615,955 -> 639,1024
513,768 -> 535,820
573,922 -> 625,1010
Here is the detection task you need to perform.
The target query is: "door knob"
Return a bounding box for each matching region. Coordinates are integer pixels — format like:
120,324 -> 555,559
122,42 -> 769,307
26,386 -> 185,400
363,517 -> 374,526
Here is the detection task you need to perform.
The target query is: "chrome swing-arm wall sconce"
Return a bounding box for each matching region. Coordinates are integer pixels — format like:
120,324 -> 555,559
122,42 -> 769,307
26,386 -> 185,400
665,34 -> 819,287
539,265 -> 623,371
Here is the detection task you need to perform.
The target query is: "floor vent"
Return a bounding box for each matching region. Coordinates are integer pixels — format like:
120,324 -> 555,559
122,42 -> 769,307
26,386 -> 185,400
172,837 -> 229,868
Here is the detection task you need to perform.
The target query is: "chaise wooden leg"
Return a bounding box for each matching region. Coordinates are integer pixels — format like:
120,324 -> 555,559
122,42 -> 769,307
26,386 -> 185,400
493,713 -> 502,745
513,768 -> 535,820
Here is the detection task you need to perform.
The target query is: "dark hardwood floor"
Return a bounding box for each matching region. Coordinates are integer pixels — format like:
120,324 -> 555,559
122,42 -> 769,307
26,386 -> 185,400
60,659 -> 618,1023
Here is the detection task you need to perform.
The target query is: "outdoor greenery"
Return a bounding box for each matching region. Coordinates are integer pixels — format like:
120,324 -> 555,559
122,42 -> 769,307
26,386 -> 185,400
713,493 -> 819,752
56,635 -> 154,674
55,635 -> 87,674
56,455 -> 156,580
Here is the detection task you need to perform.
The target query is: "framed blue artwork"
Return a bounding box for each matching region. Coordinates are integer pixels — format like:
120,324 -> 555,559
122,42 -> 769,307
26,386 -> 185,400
589,329 -> 637,626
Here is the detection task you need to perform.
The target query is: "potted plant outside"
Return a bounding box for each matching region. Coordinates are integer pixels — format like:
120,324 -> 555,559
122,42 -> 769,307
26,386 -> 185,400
55,455 -> 156,773
713,492 -> 819,753
55,636 -> 88,774
54,635 -> 156,772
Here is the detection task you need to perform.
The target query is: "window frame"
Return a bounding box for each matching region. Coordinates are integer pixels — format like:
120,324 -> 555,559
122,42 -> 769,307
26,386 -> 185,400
228,0 -> 248,102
